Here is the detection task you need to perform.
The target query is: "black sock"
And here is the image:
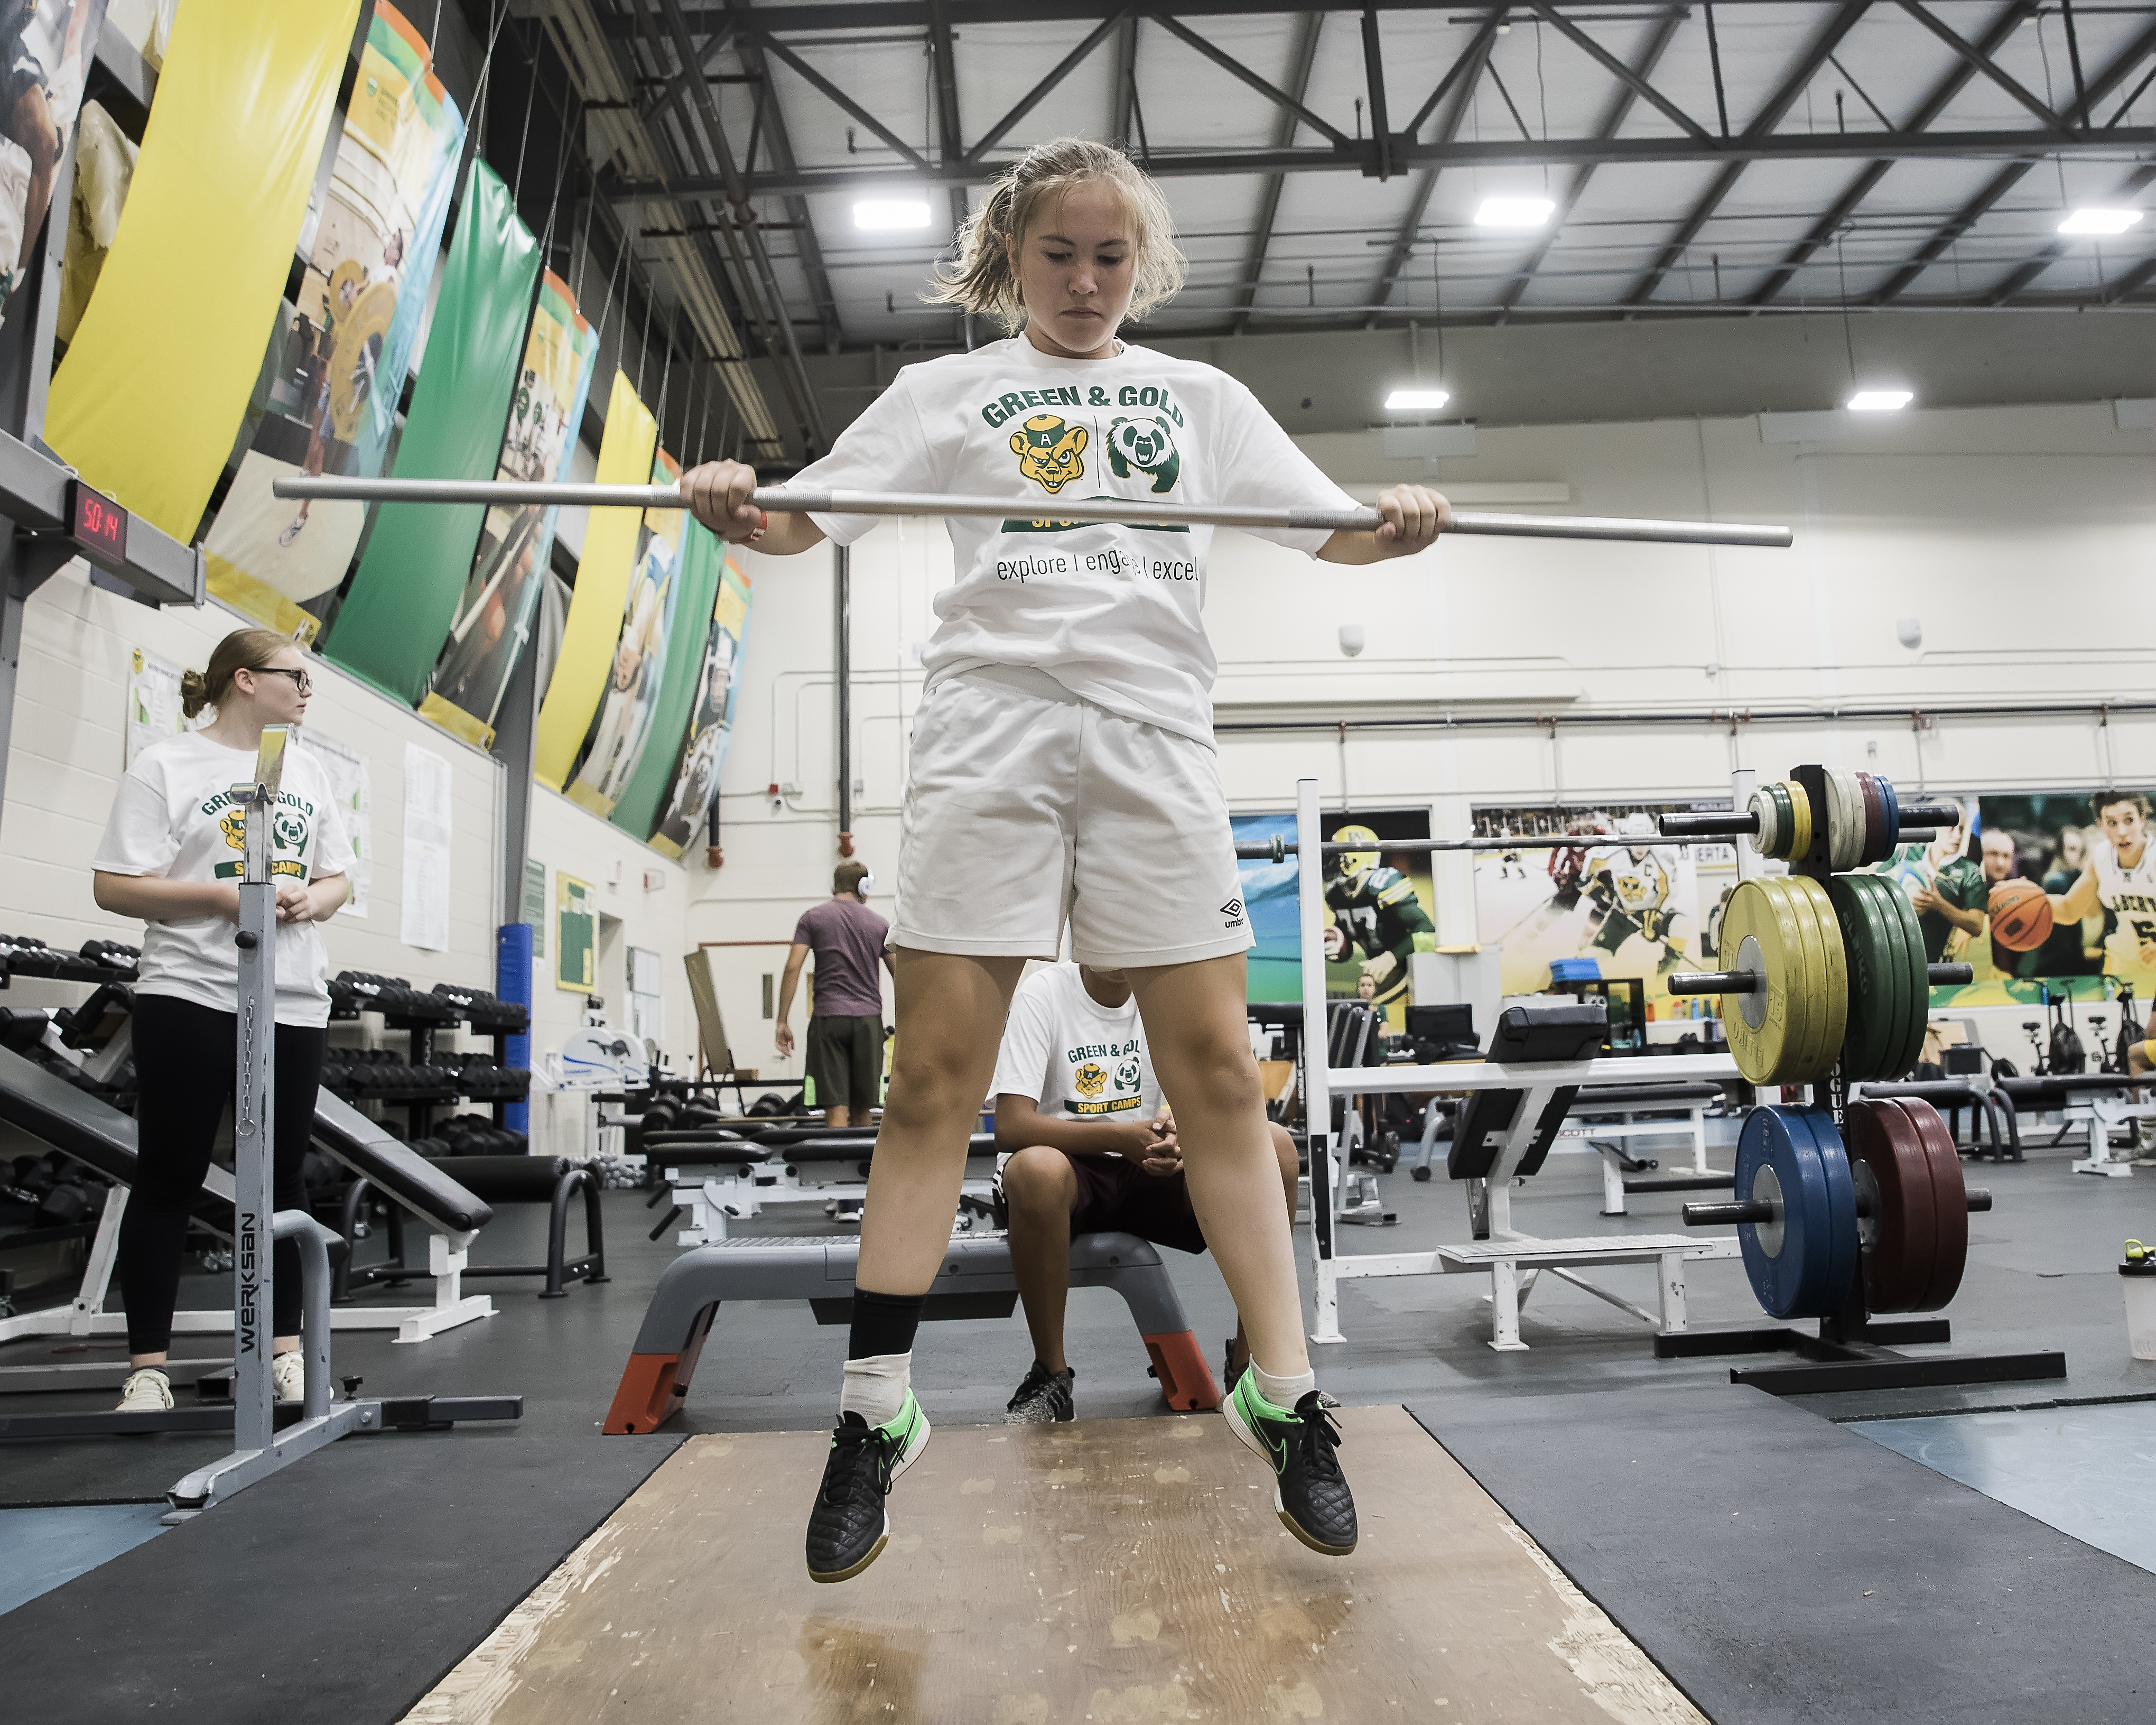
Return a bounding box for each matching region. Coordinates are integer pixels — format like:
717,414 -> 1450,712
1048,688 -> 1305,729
848,1286 -> 926,1360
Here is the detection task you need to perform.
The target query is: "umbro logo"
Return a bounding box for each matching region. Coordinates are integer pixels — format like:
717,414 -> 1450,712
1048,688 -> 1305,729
1220,897 -> 1245,928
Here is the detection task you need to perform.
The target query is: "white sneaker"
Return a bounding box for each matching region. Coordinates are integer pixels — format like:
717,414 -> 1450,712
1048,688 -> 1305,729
272,1350 -> 308,1403
116,1367 -> 172,1412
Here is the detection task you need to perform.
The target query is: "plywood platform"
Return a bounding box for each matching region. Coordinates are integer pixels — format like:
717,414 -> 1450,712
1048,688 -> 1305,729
404,1405 -> 1704,1724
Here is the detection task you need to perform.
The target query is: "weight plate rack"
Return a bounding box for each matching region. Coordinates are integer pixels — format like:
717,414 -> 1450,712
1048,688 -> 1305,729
1649,763 -> 2067,1395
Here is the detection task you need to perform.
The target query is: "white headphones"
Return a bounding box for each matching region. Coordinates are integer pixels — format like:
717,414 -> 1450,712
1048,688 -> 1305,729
857,870 -> 875,898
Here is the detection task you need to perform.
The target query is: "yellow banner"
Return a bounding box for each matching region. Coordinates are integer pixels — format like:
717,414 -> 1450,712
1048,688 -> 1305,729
533,371 -> 656,790
44,0 -> 360,545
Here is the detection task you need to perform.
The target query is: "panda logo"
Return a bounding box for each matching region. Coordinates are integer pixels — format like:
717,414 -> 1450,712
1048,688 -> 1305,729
274,810 -> 309,852
1107,414 -> 1181,494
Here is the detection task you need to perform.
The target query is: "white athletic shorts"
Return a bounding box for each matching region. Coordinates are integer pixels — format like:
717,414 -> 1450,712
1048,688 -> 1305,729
893,666 -> 1255,969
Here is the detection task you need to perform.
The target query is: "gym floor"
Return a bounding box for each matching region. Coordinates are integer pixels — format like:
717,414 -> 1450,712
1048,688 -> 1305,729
3,1128 -> 2154,1721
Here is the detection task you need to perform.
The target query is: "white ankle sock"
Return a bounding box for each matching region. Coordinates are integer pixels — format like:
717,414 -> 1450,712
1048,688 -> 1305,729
840,1351 -> 912,1427
1251,1363 -> 1317,1410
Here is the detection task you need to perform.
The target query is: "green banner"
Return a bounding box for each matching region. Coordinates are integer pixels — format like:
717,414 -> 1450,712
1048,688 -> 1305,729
324,160 -> 540,701
608,522 -> 723,843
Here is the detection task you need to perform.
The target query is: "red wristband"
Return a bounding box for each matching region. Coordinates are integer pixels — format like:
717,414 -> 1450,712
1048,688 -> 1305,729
746,509 -> 767,544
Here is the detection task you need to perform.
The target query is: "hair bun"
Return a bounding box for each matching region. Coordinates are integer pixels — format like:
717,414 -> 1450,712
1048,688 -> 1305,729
178,667 -> 210,719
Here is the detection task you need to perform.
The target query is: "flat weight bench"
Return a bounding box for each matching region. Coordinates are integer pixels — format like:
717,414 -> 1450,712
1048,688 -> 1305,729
1855,1079 -> 2021,1164
604,1230 -> 1218,1433
648,1129 -> 999,1244
1995,1073 -> 2156,1177
1561,1082 -> 1732,1216
339,1154 -> 606,1301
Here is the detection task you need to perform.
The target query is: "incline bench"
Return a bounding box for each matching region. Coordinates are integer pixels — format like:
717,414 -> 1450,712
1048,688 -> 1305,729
0,1045 -> 498,1355
605,1230 -> 1218,1434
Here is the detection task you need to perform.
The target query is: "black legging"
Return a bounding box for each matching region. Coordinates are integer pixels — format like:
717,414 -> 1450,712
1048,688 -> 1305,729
120,994 -> 325,1356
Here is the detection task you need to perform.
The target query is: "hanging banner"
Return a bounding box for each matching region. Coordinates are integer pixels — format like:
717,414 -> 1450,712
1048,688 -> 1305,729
608,523 -> 722,843
203,2 -> 464,639
420,270 -> 599,749
44,0 -> 360,543
563,448 -> 684,818
323,160 -> 540,701
0,1 -> 108,323
533,370 -> 657,790
648,557 -> 751,860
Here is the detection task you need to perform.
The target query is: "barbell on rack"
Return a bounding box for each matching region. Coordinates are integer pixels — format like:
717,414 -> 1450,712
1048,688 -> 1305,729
1683,1099 -> 1987,1320
269,475 -> 1795,550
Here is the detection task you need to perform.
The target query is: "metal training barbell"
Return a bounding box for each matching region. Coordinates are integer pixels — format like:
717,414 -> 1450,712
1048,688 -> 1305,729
269,475 -> 1795,549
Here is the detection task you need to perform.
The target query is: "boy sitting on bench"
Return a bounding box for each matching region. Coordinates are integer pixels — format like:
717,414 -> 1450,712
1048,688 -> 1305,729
992,960 -> 1299,1423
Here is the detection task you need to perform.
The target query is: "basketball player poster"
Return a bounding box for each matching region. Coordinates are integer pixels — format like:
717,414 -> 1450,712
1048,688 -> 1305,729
203,3 -> 462,639
648,558 -> 752,860
1905,790 -> 2156,1009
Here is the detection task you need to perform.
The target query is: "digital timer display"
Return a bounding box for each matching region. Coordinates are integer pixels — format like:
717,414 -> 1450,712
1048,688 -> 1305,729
71,480 -> 128,561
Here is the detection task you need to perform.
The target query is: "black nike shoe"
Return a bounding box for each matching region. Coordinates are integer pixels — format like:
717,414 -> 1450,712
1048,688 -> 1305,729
804,1391 -> 931,1583
1003,1360 -> 1076,1424
1223,1378 -> 1358,1556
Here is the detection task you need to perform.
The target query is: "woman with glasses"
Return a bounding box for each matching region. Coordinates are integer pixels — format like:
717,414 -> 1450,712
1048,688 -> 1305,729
90,628 -> 350,1412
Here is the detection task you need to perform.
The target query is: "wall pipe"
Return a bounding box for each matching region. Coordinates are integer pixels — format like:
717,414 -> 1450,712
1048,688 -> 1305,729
835,542 -> 853,857
1214,696 -> 2156,735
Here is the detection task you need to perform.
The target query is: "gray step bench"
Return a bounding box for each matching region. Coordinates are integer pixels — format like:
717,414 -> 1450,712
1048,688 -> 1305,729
603,1229 -> 1218,1433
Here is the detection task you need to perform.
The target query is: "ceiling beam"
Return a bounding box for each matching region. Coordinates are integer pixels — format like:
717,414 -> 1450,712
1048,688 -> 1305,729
1621,0 -> 1872,305
758,36 -> 934,168
1745,0 -> 2040,305
1522,0 -> 1712,138
1232,11 -> 1322,332
926,0 -> 969,234
1360,8 -> 1501,321
607,0 -> 1931,30
1109,13 -> 1139,144
1501,2 -> 1688,311
1891,0 -> 2074,135
1148,10 -> 1352,145
971,10 -> 1133,160
1872,15 -> 2156,302
617,120 -> 2156,200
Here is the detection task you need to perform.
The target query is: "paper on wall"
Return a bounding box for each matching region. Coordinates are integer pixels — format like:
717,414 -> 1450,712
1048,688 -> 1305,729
125,645 -> 186,767
294,728 -> 371,917
400,741 -> 452,951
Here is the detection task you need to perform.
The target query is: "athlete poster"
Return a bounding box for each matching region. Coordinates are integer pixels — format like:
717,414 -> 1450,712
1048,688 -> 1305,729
1472,803 -> 1715,1016
1891,790 -> 2156,1010
563,449 -> 684,818
420,270 -> 599,748
647,558 -> 751,860
203,3 -> 463,639
1232,808 -> 1437,1031
0,0 -> 104,321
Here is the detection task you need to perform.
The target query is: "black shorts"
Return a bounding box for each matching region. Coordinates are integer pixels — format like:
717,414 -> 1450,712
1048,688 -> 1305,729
1068,1151 -> 1208,1255
805,1013 -> 884,1108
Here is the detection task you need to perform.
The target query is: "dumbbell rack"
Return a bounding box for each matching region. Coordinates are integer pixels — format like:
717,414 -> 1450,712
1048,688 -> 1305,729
1657,764 -> 2067,1395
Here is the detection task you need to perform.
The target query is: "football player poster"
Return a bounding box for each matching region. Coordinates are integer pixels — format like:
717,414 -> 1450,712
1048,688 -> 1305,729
1232,808 -> 1437,1030
1473,803 -> 1709,1012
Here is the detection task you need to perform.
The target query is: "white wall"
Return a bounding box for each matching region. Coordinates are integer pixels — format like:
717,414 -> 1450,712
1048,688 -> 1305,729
524,784 -> 694,1073
2,562 -> 502,1025
686,397 -> 2156,1065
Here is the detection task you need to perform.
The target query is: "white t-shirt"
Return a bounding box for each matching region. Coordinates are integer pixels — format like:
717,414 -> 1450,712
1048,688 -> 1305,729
795,337 -> 1359,748
2094,837 -> 2156,966
990,962 -> 1163,1123
92,731 -> 352,1027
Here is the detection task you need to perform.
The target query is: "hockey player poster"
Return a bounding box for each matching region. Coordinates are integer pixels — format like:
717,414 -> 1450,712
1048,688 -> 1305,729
1472,803 -> 1715,1014
1232,808 -> 1437,1030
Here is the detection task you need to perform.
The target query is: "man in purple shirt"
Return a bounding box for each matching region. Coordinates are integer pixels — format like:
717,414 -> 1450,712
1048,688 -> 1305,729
778,860 -> 894,1127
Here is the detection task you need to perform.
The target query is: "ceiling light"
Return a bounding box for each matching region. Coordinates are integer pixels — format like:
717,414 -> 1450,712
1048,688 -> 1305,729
1474,197 -> 1553,229
1385,387 -> 1451,412
854,198 -> 932,231
2058,207 -> 2144,236
1847,389 -> 1912,411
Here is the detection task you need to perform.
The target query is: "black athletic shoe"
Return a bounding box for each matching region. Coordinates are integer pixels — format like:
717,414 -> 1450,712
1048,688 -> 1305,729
1224,1378 -> 1358,1556
1002,1360 -> 1075,1424
804,1391 -> 931,1583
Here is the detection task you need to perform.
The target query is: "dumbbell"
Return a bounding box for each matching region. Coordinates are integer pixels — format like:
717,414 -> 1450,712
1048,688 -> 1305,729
1683,1098 -> 1988,1320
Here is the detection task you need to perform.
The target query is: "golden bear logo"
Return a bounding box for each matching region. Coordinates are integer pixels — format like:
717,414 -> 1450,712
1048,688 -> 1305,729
1107,414 -> 1179,494
1074,1060 -> 1108,1098
219,809 -> 247,851
1011,413 -> 1087,494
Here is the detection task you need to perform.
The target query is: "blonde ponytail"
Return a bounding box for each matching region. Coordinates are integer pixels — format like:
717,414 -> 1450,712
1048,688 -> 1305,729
180,627 -> 294,719
925,138 -> 1185,332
